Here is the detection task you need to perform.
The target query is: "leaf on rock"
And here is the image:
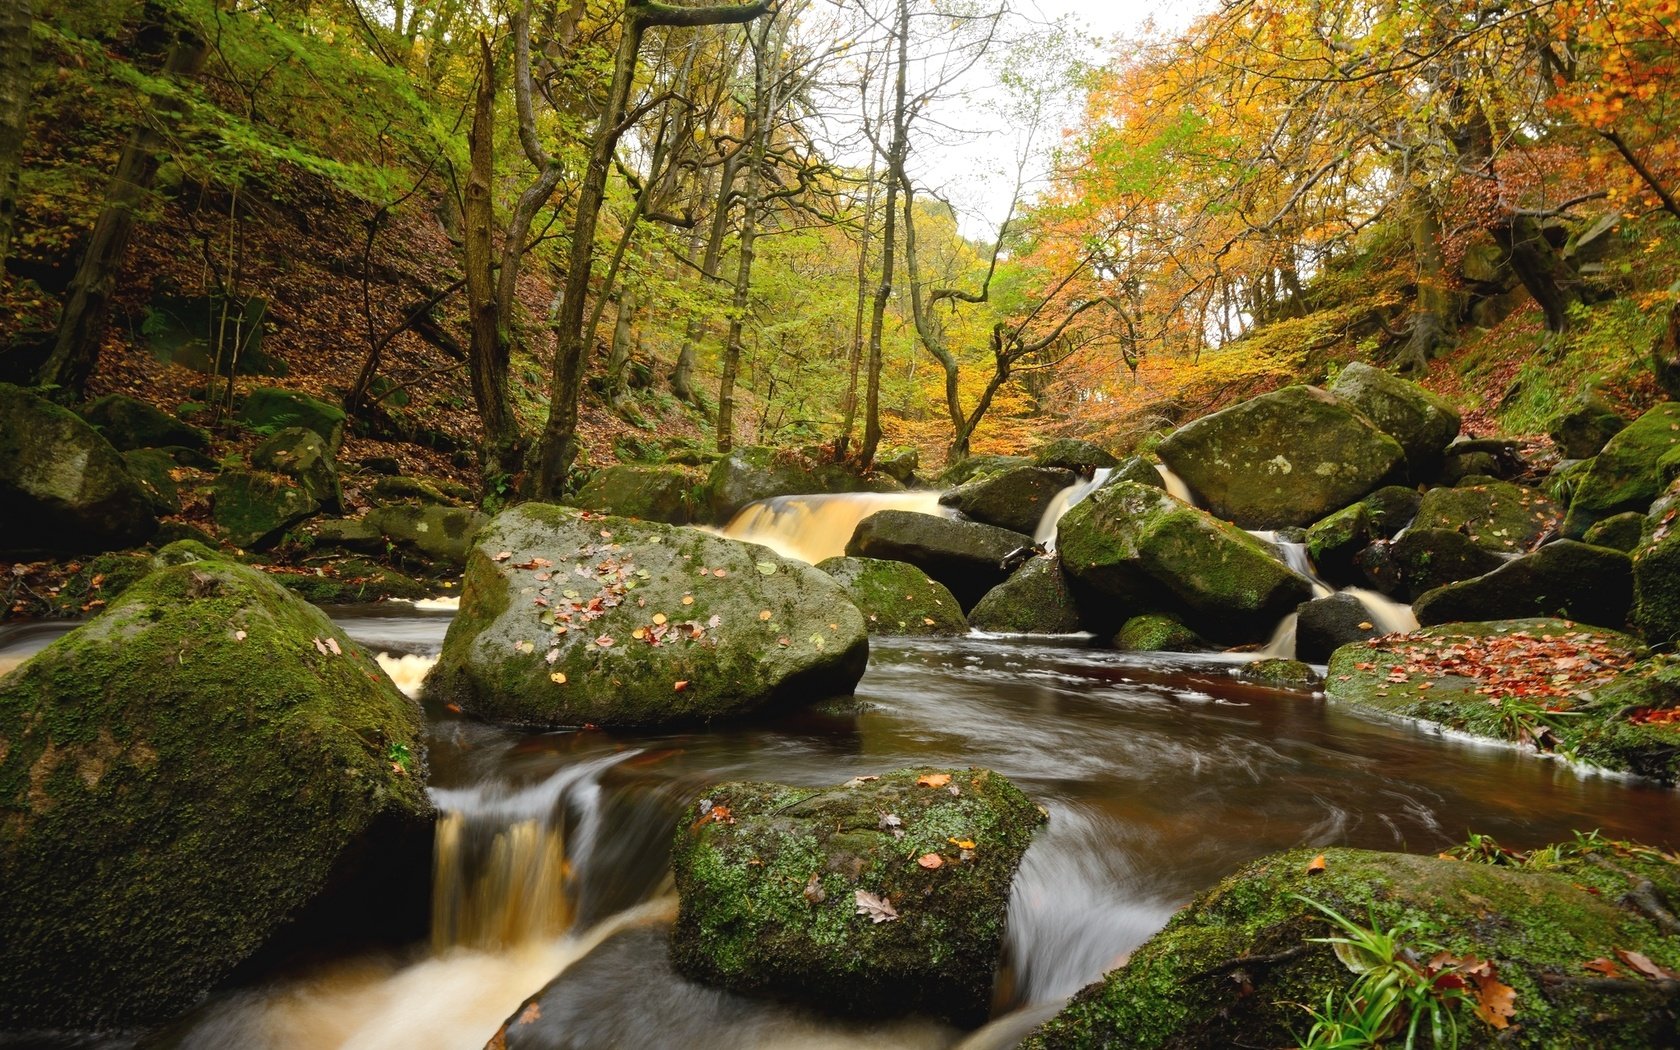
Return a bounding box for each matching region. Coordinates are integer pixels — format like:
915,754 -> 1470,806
756,561 -> 778,576
674,680 -> 689,692
803,873 -> 826,904
682,595 -> 695,605
1471,972 -> 1517,1029
918,853 -> 944,869
854,889 -> 899,923
233,629 -> 246,642
325,637 -> 341,655
652,613 -> 668,625
550,672 -> 567,684
595,634 -> 614,647
1584,957 -> 1624,977
313,637 -> 329,655
494,551 -> 512,561
759,610 -> 773,621
948,837 -> 976,849
1616,948 -> 1680,980
713,568 -> 727,578
1306,854 -> 1327,875
916,773 -> 952,788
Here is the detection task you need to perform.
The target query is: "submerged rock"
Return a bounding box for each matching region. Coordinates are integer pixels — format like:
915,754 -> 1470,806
1155,385 -> 1405,529
1056,481 -> 1313,641
574,464 -> 705,525
1025,841 -> 1680,1048
0,382 -> 157,554
1327,361 -> 1461,478
939,465 -> 1077,536
816,556 -> 968,635
431,503 -> 868,727
846,510 -> 1030,610
669,767 -> 1046,1027
1413,540 -> 1633,630
968,556 -> 1083,634
0,554 -> 429,1027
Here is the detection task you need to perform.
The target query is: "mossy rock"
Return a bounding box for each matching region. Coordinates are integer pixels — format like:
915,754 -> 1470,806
79,393 -> 210,452
365,503 -> 488,570
846,510 -> 1029,610
0,557 -> 428,1027
1324,619 -> 1680,781
1240,658 -> 1321,689
573,464 -> 706,525
1033,438 -> 1118,472
121,447 -> 183,515
939,465 -> 1077,536
211,468 -> 319,550
1057,481 -> 1313,642
252,426 -> 342,513
368,474 -> 464,507
1109,455 -> 1166,490
1413,540 -> 1632,631
936,454 -> 1034,488
1362,484 -> 1422,535
235,386 -> 347,454
1296,593 -> 1381,662
1565,402 -> 1680,538
1025,842 -> 1680,1049
1304,503 -> 1374,586
1634,532 -> 1680,645
431,503 -> 868,728
1550,394 -> 1628,460
968,556 -> 1083,634
1328,361 -> 1461,478
276,558 -> 432,605
1155,385 -> 1405,529
1584,512 -> 1646,552
1545,457 -> 1595,506
669,767 -> 1047,1027
1371,528 -> 1507,601
1112,613 -> 1209,652
705,446 -> 891,523
1412,481 -> 1561,554
307,516 -> 386,555
875,446 -> 920,484
0,383 -> 158,555
815,556 -> 967,635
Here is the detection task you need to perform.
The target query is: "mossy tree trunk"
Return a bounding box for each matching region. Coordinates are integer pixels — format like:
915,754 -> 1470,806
0,0 -> 31,268
37,22 -> 206,398
1396,183 -> 1456,374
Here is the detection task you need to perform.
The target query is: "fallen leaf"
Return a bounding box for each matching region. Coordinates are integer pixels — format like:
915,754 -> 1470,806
1306,854 -> 1327,875
596,634 -> 615,647
949,837 -> 976,849
803,873 -> 825,903
918,853 -> 944,869
756,561 -> 778,576
1358,621 -> 1374,630
550,672 -> 567,684
313,637 -> 329,655
674,680 -> 689,692
1471,973 -> 1517,1029
632,627 -> 647,640
917,773 -> 952,788
713,568 -> 727,577
233,630 -> 246,642
923,617 -> 936,626
759,610 -> 773,621
517,1001 -> 541,1025
494,551 -> 512,561
1584,957 -> 1624,977
653,612 -> 668,625
682,595 -> 695,605
854,889 -> 899,923
326,637 -> 341,655
1616,948 -> 1680,980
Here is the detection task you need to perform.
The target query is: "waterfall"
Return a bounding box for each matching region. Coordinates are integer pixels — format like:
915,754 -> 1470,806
1154,463 -> 1197,506
1033,468 -> 1114,547
1246,535 -> 1416,661
712,490 -> 949,564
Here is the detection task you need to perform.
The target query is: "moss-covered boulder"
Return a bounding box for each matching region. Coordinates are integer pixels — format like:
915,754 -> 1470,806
874,446 -> 920,485
1584,511 -> 1646,552
1033,438 -> 1118,472
968,556 -> 1082,633
0,556 -> 428,1027
366,503 -> 488,570
431,503 -> 868,727
236,386 -> 347,454
1634,532 -> 1680,645
1296,593 -> 1382,662
1550,393 -> 1628,460
1363,528 -> 1508,601
574,464 -> 705,525
80,393 -> 210,452
1324,619 -> 1680,780
1362,484 -> 1422,535
1156,386 -> 1405,529
121,447 -> 183,515
252,426 -> 342,513
1112,613 -> 1209,652
669,767 -> 1046,1027
1241,658 -> 1321,689
936,454 -> 1034,488
307,516 -> 386,554
1109,455 -> 1166,490
846,509 -> 1029,610
276,558 -> 432,605
368,474 -> 464,507
1413,541 -> 1633,630
0,383 -> 158,554
1328,361 -> 1461,478
212,468 -> 319,549
1025,841 -> 1680,1049
814,556 -> 966,635
1304,503 -> 1374,586
1057,481 -> 1313,642
1564,402 -> 1680,537
939,465 -> 1077,536
1412,481 -> 1561,554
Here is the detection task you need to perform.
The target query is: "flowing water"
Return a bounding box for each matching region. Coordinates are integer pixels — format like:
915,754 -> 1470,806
713,490 -> 951,563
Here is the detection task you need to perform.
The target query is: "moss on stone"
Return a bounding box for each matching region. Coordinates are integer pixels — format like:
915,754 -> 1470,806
968,557 -> 1082,634
212,468 -> 318,549
1412,481 -> 1561,554
815,556 -> 968,635
669,767 -> 1046,1027
1565,402 -> 1680,537
1113,613 -> 1208,652
0,557 -> 428,1027
573,464 -> 706,525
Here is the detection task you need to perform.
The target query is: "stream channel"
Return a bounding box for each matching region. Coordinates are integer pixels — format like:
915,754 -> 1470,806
3,492 -> 1680,1049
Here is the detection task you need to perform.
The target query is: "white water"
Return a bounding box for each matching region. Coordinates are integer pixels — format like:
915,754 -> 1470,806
1155,463 -> 1197,506
1033,468 -> 1114,547
712,490 -> 950,564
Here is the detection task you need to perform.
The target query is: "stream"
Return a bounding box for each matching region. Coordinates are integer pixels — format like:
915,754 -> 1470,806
5,595 -> 1678,1048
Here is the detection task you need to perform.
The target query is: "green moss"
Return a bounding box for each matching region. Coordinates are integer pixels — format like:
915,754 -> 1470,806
815,556 -> 968,635
0,559 -> 427,1027
1413,481 -> 1561,553
1113,613 -> 1208,652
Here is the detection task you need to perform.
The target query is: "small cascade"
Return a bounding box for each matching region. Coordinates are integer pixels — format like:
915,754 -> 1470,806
713,490 -> 949,564
1343,586 -> 1419,635
1245,535 -> 1418,661
1033,468 -> 1114,547
1155,463 -> 1197,506
1248,532 -> 1335,599
428,751 -> 635,952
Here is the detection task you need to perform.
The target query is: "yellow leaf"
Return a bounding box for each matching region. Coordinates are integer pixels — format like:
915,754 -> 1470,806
916,773 -> 952,788
948,837 -> 975,849
682,595 -> 695,606
550,672 -> 567,684
759,610 -> 773,620
653,613 -> 668,625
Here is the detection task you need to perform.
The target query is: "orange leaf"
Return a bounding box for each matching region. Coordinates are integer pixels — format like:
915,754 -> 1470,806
674,680 -> 689,692
1306,854 -> 1327,875
1471,974 -> 1517,1029
918,853 -> 944,869
916,773 -> 952,788
1584,957 -> 1623,977
1616,948 -> 1680,980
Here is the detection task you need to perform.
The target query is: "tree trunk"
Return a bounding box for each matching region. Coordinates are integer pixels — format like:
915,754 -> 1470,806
0,0 -> 32,267
837,152 -> 878,460
672,159 -> 735,407
605,286 -> 637,408
1492,214 -> 1580,334
859,0 -> 911,469
1397,184 -> 1456,374
463,35 -> 522,481
37,23 -> 205,397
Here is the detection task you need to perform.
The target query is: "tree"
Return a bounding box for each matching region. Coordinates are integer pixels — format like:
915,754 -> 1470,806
533,0 -> 773,499
0,0 -> 31,267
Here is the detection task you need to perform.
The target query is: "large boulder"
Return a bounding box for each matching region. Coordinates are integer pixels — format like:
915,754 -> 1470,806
1025,841 -> 1680,1049
252,426 -> 342,513
0,554 -> 429,1027
968,556 -> 1083,633
936,454 -> 1033,488
815,556 -> 967,635
121,448 -> 183,515
236,386 -> 347,454
846,510 -> 1029,610
1156,385 -> 1405,529
212,469 -> 319,549
0,383 -> 157,554
574,464 -> 705,525
1412,540 -> 1633,630
1109,455 -> 1167,490
1056,481 -> 1313,641
80,393 -> 210,452
1328,361 -> 1461,477
365,503 -> 489,570
939,465 -> 1077,536
669,767 -> 1046,1027
1412,481 -> 1561,554
1303,504 -> 1374,586
1564,402 -> 1680,537
1549,393 -> 1628,460
1033,438 -> 1118,472
1634,531 -> 1680,645
1363,528 -> 1507,601
431,503 -> 868,727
